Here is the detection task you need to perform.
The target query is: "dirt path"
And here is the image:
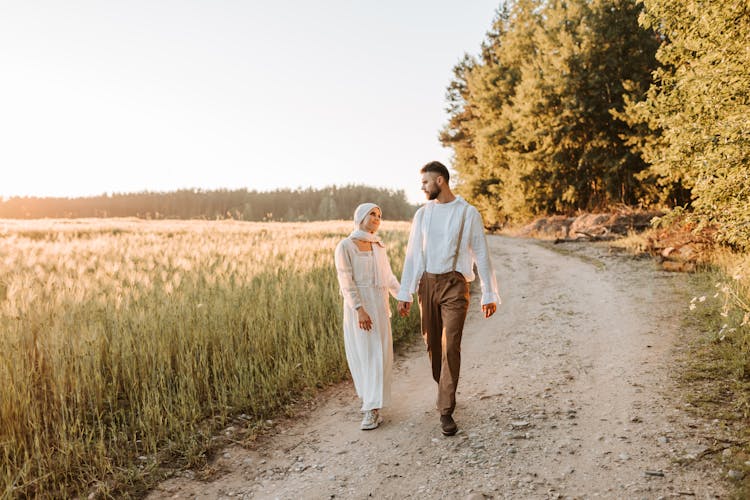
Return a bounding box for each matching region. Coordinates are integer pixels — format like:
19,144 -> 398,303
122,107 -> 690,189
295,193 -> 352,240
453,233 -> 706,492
148,236 -> 727,499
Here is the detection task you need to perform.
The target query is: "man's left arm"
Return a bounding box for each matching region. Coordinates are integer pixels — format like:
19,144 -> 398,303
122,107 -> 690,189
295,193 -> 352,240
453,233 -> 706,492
467,208 -> 500,316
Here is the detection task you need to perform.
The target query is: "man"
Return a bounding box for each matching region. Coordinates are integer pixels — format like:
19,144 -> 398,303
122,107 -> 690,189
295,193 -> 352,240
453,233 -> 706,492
397,161 -> 500,436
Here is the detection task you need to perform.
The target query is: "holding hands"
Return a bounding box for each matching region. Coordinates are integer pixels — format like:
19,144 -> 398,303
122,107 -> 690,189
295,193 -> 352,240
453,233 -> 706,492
397,301 -> 411,317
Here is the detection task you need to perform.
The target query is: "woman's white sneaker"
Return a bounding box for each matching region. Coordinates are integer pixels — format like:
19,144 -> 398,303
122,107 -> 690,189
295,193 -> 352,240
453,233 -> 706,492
360,409 -> 381,430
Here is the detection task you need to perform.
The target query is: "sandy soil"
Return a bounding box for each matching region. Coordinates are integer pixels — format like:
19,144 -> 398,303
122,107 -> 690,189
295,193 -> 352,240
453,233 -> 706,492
147,236 -> 729,499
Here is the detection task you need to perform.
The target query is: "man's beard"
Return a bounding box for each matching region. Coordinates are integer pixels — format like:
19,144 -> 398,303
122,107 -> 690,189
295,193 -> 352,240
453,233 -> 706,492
426,188 -> 439,200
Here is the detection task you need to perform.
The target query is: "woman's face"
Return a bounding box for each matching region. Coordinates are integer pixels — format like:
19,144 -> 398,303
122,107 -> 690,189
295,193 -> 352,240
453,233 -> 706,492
361,207 -> 382,233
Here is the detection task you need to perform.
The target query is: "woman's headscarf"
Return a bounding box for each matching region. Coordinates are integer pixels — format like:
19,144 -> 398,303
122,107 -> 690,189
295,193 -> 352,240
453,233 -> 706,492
348,202 -> 383,246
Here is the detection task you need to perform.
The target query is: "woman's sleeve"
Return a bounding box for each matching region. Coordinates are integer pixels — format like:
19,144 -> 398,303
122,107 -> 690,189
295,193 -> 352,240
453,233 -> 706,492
334,240 -> 362,310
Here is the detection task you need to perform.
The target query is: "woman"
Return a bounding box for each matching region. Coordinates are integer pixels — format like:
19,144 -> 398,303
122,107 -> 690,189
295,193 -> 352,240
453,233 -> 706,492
334,203 -> 400,430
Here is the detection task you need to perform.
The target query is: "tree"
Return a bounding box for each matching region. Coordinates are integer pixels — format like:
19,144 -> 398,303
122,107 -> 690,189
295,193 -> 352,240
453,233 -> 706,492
442,0 -> 660,222
625,0 -> 750,248
507,0 -> 660,214
441,1 -> 541,225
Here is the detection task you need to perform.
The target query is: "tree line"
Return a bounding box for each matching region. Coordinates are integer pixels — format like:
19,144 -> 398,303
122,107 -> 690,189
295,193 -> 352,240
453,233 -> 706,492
442,0 -> 749,248
0,185 -> 417,221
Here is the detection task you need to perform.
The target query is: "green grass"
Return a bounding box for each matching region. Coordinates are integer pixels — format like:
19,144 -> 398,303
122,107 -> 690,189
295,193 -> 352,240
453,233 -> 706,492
0,220 -> 420,498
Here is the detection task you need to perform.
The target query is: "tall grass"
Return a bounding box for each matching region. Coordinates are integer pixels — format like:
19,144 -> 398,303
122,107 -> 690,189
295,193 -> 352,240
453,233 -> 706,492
0,219 -> 419,498
686,251 -> 750,411
667,249 -> 750,495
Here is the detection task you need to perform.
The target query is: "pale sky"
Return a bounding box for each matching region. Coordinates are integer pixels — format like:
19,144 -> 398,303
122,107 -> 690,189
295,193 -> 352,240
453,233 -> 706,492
0,1 -> 500,204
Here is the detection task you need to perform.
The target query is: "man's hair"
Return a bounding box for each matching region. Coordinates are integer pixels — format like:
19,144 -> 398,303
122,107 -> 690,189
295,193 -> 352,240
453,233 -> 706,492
420,161 -> 450,183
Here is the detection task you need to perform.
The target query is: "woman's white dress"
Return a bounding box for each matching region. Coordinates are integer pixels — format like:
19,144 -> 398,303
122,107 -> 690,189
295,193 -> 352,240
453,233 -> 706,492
334,238 -> 400,411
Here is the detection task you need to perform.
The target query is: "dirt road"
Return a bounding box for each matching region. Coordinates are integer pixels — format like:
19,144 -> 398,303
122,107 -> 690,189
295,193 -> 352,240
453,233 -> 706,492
149,236 -> 728,499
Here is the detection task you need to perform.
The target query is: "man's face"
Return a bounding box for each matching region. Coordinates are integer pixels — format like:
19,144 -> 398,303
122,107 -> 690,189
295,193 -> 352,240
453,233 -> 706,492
421,172 -> 441,200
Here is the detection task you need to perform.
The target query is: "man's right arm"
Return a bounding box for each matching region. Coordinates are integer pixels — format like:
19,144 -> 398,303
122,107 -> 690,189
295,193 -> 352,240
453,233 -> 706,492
397,208 -> 424,304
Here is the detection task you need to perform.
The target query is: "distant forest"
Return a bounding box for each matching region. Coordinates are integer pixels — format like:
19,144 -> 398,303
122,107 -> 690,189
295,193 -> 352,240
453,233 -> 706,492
0,185 -> 417,221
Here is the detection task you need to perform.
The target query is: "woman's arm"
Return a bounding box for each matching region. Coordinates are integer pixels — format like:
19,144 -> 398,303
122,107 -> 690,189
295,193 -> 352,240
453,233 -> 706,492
334,239 -> 363,310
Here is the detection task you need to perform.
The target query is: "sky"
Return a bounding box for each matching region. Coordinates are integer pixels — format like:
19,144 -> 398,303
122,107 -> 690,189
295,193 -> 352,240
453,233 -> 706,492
0,1 -> 501,204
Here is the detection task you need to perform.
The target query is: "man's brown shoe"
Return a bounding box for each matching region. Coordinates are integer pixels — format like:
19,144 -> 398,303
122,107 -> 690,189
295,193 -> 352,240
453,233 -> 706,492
440,414 -> 457,436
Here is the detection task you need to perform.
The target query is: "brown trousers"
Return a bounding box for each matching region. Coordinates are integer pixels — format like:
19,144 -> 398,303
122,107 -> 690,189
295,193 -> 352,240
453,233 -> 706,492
417,271 -> 470,416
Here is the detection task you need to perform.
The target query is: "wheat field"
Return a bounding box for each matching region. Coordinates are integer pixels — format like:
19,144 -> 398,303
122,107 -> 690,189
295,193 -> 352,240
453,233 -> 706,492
0,218 -> 418,498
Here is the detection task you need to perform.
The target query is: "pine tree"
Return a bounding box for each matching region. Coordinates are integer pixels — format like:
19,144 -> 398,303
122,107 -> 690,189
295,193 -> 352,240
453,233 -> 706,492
506,0 -> 659,215
441,1 -> 541,224
442,0 -> 660,222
